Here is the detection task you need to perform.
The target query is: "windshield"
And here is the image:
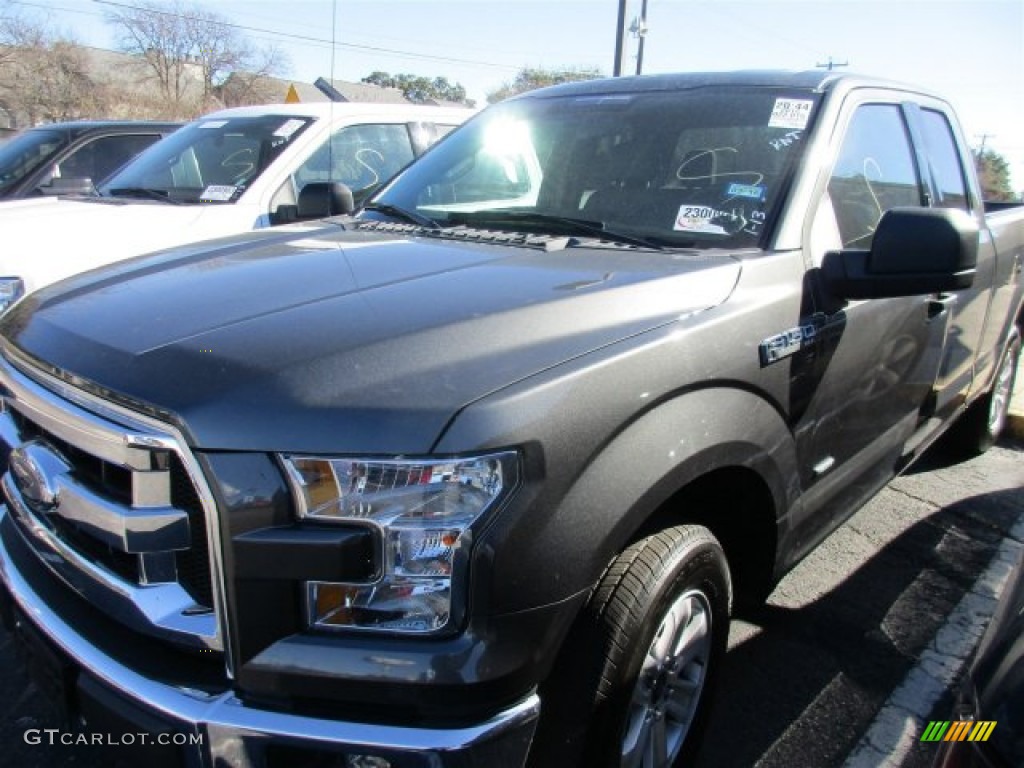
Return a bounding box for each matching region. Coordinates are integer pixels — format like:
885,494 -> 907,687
0,128 -> 66,195
372,87 -> 821,248
98,114 -> 314,204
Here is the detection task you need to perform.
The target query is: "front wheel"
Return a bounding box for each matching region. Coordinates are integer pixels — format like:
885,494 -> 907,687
955,326 -> 1020,454
534,525 -> 731,768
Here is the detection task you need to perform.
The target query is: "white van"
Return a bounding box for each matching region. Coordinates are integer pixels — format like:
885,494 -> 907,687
0,102 -> 471,308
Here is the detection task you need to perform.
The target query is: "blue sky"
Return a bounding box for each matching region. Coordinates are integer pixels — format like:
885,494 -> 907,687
14,0 -> 1024,190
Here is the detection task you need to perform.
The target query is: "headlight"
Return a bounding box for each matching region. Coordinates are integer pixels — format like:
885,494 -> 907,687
281,451 -> 517,634
0,278 -> 23,313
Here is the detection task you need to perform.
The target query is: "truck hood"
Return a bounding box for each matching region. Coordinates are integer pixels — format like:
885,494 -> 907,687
2,226 -> 741,454
0,196 -> 242,293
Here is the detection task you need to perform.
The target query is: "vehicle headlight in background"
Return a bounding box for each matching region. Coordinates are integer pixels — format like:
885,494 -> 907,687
281,452 -> 517,634
0,278 -> 23,313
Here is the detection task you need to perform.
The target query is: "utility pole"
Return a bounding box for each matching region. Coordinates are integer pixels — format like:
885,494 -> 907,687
613,0 -> 628,76
976,134 -> 994,154
815,56 -> 849,71
633,0 -> 650,76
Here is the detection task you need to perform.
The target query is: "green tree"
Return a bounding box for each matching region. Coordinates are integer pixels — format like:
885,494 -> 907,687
486,66 -> 602,104
361,71 -> 471,106
973,148 -> 1016,202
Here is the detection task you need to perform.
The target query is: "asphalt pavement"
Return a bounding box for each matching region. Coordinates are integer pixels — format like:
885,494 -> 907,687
697,425 -> 1024,768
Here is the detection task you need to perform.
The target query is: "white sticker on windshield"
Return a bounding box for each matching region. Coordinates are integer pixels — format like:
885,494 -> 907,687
674,205 -> 727,234
274,119 -> 305,138
768,98 -> 814,130
200,185 -> 237,202
199,120 -> 229,129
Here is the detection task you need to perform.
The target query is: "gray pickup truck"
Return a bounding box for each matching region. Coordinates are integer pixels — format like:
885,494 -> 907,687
0,71 -> 1021,768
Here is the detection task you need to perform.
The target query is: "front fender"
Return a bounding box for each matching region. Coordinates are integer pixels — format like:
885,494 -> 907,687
457,385 -> 800,617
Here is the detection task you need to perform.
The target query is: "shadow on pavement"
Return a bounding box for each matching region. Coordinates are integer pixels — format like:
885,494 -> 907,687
695,479 -> 1023,768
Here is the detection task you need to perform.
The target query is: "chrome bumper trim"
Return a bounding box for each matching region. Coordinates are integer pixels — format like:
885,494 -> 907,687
3,481 -> 217,646
0,507 -> 540,766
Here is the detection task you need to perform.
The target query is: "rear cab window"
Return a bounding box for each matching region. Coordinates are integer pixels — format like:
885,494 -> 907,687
917,109 -> 970,212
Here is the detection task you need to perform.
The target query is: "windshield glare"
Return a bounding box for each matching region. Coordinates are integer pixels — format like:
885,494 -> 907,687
99,115 -> 313,204
0,128 -> 65,194
375,88 -> 820,248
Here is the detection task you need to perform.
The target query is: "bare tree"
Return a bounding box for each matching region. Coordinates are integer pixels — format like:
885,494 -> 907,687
1,0 -> 46,71
0,2 -> 105,125
105,0 -> 288,115
18,41 -> 106,122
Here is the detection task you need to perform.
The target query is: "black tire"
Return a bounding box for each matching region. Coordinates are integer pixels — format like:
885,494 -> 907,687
955,326 -> 1020,454
532,525 -> 731,768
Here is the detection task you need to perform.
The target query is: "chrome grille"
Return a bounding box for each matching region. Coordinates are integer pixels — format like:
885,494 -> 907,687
0,353 -> 223,652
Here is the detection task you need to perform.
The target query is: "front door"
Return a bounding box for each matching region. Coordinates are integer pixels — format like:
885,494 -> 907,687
791,99 -> 949,552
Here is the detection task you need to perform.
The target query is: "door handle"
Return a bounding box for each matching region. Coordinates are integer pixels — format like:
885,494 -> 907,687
926,293 -> 956,320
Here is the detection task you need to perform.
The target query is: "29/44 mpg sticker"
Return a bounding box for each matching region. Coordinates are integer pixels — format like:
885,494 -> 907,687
769,98 -> 813,130
675,205 -> 727,234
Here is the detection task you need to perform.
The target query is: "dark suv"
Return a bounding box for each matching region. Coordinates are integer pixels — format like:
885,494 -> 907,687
0,120 -> 181,199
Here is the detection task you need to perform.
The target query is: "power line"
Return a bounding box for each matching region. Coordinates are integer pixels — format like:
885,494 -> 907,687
86,0 -> 519,71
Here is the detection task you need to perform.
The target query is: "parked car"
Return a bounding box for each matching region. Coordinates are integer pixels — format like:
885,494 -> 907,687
932,545 -> 1024,768
0,102 -> 470,310
0,71 -> 1021,768
0,120 -> 180,199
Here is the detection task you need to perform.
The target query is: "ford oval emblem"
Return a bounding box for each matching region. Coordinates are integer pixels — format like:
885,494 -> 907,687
8,440 -> 69,512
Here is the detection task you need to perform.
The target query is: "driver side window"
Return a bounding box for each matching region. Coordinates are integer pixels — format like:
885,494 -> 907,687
292,123 -> 415,203
827,105 -> 924,248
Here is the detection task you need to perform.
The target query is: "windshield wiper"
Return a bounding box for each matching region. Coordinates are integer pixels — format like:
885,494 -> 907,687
106,187 -> 182,205
450,211 -> 663,250
361,202 -> 439,229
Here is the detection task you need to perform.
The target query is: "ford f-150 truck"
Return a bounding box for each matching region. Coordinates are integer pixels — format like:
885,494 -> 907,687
0,101 -> 469,311
0,71 -> 1021,768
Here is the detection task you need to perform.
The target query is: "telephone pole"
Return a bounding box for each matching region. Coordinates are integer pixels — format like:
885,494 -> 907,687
816,56 -> 849,71
613,0 -> 628,76
633,0 -> 650,75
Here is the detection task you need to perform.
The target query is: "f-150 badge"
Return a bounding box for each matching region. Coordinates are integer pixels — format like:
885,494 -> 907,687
759,312 -> 842,366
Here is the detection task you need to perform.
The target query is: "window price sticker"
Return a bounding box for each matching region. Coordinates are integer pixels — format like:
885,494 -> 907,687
274,119 -> 305,138
674,205 -> 727,234
200,185 -> 237,202
768,98 -> 813,130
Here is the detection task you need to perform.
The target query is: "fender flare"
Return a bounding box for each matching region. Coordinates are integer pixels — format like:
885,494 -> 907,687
478,385 -> 801,614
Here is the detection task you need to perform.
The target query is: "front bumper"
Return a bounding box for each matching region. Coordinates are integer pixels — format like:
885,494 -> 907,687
0,507 -> 540,768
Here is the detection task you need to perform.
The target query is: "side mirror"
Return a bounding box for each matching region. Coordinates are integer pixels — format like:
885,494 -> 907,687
821,207 -> 977,299
296,182 -> 355,219
38,176 -> 97,197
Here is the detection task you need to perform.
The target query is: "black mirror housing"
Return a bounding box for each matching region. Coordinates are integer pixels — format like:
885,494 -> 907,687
296,182 -> 355,219
822,207 -> 978,299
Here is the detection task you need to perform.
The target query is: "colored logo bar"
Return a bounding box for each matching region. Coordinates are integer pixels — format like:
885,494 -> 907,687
920,721 -> 997,742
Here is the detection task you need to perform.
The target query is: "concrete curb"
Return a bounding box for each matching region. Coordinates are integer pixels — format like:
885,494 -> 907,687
842,513 -> 1024,768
